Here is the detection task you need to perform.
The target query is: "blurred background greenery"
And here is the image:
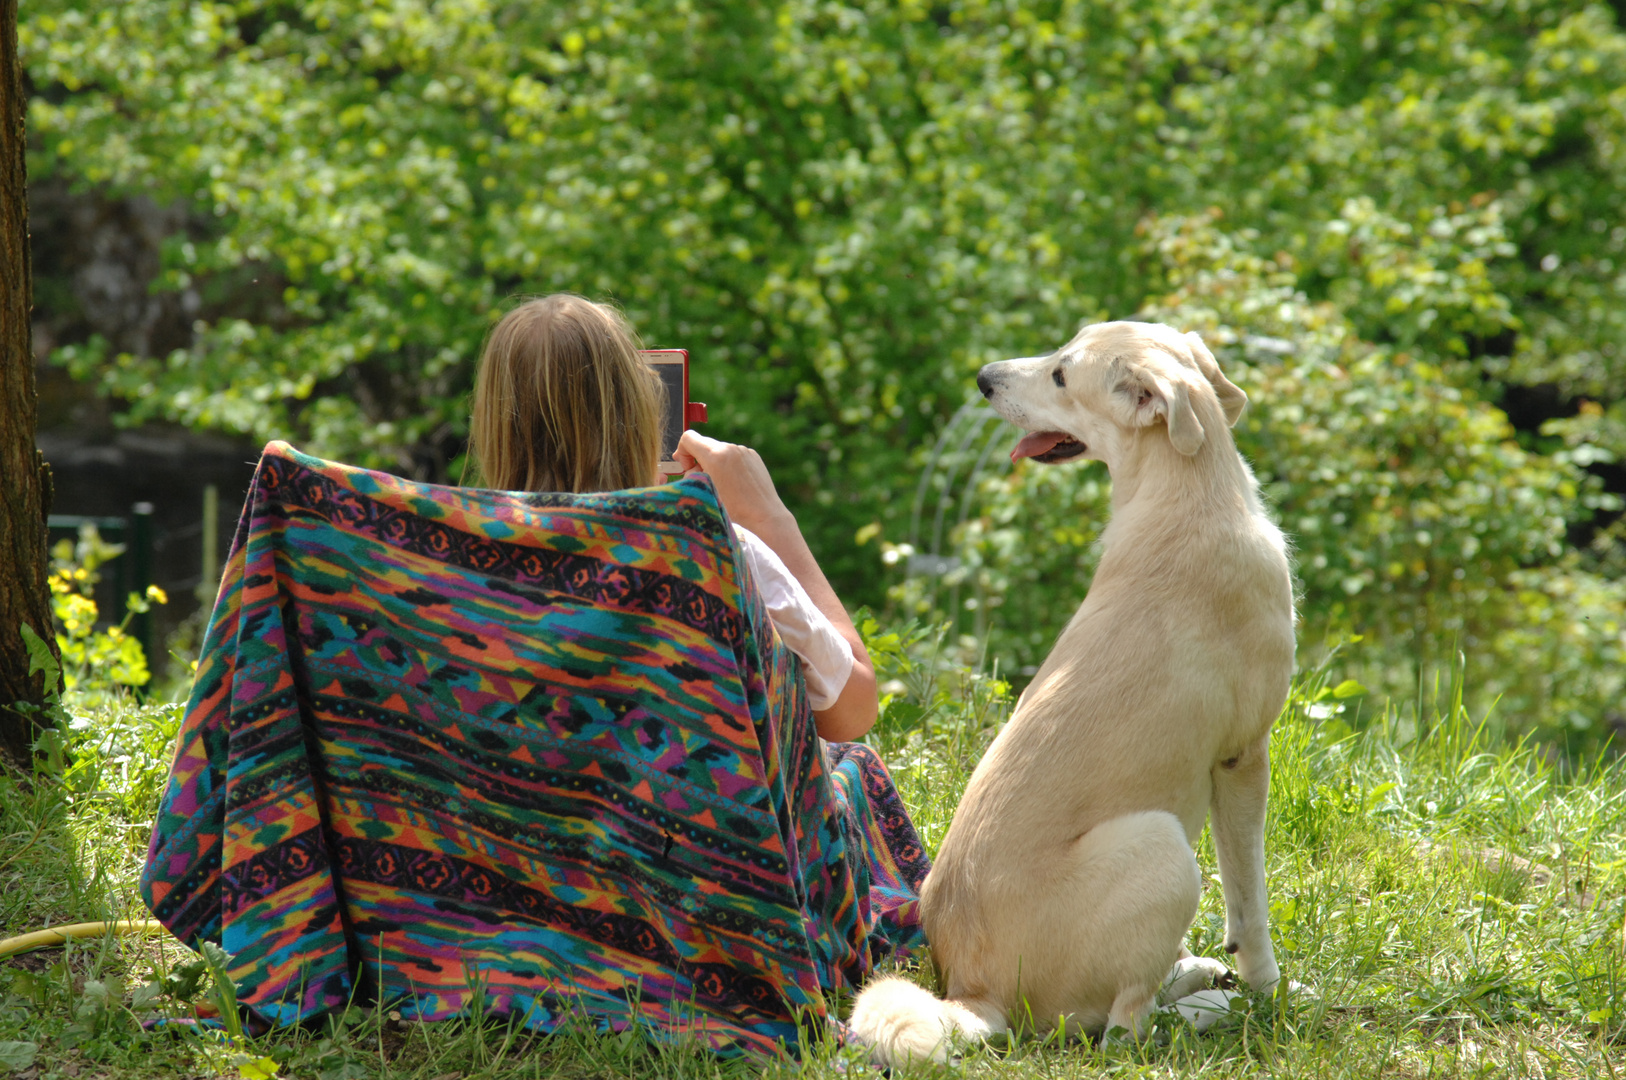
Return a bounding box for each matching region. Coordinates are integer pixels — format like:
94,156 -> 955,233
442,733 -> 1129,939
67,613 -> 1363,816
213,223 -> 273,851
20,0 -> 1626,751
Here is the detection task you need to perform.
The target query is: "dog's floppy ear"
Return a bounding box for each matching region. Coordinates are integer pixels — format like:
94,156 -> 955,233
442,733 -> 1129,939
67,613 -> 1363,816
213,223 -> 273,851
1120,366 -> 1205,455
1184,332 -> 1247,427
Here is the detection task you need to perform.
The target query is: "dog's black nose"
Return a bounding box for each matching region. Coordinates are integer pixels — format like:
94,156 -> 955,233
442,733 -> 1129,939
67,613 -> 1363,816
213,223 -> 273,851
976,370 -> 995,399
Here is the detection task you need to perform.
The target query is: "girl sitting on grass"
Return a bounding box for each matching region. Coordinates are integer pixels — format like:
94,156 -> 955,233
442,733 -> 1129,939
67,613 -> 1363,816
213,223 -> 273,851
136,290 -> 924,1052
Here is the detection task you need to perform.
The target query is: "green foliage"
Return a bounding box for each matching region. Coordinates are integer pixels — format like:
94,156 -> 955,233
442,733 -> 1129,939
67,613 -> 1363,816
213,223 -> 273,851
938,211 -> 1625,744
18,623 -> 57,692
46,527 -> 168,698
0,1041 -> 37,1073
21,1 -> 1626,741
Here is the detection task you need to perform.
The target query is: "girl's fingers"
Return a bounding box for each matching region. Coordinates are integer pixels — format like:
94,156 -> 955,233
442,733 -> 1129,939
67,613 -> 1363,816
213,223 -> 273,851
676,429 -> 718,472
671,433 -> 789,535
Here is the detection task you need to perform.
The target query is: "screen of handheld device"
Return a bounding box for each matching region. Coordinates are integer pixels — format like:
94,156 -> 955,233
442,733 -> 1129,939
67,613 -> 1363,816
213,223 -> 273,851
642,350 -> 688,468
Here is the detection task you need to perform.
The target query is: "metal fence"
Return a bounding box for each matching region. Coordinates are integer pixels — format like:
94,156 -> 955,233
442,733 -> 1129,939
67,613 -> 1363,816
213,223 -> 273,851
46,485 -> 223,687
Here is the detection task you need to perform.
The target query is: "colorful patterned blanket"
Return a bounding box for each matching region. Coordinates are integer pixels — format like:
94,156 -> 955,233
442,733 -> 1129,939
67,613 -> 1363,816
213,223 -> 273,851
140,441 -> 928,1055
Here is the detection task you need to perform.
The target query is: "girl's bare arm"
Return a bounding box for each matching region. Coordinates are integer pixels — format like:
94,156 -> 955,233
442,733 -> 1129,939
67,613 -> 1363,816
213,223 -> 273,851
674,430 -> 878,742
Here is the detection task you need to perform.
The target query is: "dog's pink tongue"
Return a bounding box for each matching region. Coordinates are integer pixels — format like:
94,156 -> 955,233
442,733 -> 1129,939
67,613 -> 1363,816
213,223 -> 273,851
1011,431 -> 1068,462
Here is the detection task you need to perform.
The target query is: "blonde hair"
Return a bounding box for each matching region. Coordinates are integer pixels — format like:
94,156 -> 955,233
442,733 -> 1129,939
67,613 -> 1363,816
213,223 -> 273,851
468,294 -> 664,493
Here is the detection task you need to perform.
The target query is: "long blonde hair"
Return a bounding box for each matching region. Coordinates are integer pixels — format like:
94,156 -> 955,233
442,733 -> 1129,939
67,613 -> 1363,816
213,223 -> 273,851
468,294 -> 664,493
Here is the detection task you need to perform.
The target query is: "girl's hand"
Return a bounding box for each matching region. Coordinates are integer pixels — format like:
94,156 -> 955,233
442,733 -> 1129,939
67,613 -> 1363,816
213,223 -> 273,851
674,430 -> 793,535
676,429 -> 877,741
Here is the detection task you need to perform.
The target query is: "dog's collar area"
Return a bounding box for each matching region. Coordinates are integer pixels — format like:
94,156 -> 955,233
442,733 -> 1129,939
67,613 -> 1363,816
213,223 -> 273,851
1012,430 -> 1088,464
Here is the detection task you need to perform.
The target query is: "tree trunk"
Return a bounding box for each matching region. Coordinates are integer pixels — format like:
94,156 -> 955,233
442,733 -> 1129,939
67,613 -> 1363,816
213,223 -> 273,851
0,0 -> 59,766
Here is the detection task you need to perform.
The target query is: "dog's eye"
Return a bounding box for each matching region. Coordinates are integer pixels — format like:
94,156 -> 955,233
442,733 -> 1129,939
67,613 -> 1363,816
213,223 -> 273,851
1052,367 -> 1066,388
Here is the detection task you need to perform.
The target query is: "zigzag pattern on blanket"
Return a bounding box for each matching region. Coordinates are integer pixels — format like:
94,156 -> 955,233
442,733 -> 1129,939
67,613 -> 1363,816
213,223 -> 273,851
140,441 -> 927,1055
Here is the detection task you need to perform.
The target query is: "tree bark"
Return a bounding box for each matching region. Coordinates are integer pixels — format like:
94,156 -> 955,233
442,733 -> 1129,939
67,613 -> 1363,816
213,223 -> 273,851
0,0 -> 59,766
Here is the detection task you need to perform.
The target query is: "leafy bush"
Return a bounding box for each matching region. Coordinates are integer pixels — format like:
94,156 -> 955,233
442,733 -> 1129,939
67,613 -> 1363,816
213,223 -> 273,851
924,211 -> 1626,748
14,529 -> 180,836
21,1 -> 1626,745
43,527 -> 168,698
23,1 -> 1626,598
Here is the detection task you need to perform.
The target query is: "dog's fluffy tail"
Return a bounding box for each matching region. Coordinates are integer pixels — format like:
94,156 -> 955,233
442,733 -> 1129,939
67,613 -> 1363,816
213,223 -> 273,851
847,976 -> 1003,1065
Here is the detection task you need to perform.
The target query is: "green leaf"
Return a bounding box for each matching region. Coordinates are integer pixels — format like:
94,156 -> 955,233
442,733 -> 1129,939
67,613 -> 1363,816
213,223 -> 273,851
320,1062 -> 371,1080
237,1055 -> 282,1080
9,970 -> 45,1008
0,1042 -> 37,1072
199,941 -> 244,1040
1365,782 -> 1398,812
20,622 -> 59,692
57,1020 -> 94,1049
161,957 -> 208,1002
1332,680 -> 1367,699
131,979 -> 166,1011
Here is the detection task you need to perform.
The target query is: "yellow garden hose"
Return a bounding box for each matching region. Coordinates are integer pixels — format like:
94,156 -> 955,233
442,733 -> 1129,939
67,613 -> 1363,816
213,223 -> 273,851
0,920 -> 168,958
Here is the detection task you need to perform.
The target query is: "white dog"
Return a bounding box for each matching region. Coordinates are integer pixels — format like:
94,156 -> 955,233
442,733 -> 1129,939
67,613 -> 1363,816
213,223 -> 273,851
849,322 -> 1295,1063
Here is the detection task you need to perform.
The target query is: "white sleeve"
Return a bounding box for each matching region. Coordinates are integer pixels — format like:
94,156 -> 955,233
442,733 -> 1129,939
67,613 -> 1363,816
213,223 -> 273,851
732,524 -> 855,711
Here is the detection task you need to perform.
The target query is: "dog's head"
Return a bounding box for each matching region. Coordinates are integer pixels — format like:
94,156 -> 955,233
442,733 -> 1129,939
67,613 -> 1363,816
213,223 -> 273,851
976,322 -> 1246,466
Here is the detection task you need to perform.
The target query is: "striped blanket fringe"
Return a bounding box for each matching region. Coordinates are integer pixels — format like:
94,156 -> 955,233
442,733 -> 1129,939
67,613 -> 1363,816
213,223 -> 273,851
140,441 -> 929,1056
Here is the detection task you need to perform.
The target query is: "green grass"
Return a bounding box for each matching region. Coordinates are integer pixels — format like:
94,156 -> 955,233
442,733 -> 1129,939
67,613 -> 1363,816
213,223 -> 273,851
2,631 -> 1623,1079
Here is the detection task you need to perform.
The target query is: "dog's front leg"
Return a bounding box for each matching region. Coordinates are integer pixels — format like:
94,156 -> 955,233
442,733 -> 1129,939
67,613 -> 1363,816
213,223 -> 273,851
1209,735 -> 1280,990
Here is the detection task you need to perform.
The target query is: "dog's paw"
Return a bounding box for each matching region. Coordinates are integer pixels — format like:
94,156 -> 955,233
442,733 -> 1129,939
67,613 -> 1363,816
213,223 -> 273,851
1279,978 -> 1319,1001
1235,954 -> 1281,993
1163,988 -> 1241,1033
1101,1022 -> 1159,1049
1159,955 -> 1231,1003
